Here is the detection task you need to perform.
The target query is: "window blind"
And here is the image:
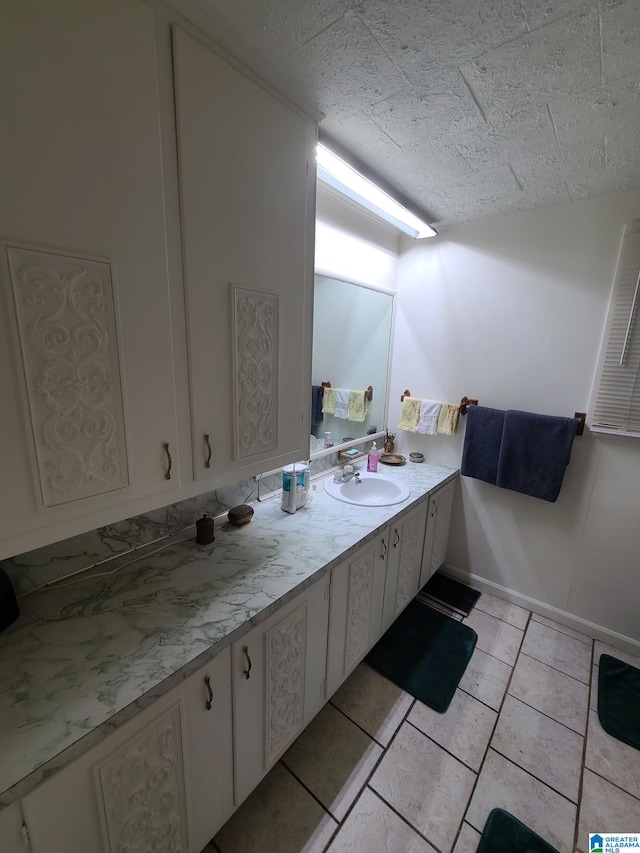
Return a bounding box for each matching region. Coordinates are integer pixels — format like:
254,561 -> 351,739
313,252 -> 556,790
591,219 -> 640,437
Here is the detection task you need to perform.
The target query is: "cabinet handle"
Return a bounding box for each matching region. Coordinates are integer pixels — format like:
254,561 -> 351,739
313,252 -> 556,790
393,529 -> 400,548
431,500 -> 438,518
204,675 -> 213,711
242,645 -> 252,679
204,433 -> 212,469
163,442 -> 172,480
380,539 -> 387,560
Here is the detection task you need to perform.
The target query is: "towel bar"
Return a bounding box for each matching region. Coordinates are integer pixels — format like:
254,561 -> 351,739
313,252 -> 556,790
320,381 -> 373,401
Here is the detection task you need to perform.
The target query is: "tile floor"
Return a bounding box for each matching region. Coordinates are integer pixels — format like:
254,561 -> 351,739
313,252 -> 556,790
206,592 -> 640,853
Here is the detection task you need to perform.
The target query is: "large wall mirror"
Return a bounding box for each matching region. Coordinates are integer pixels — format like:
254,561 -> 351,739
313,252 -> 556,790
311,274 -> 394,453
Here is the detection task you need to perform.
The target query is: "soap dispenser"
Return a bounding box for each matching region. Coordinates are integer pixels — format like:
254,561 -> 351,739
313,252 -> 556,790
367,441 -> 380,472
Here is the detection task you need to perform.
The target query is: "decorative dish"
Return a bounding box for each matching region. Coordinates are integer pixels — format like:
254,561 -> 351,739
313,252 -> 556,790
380,453 -> 406,466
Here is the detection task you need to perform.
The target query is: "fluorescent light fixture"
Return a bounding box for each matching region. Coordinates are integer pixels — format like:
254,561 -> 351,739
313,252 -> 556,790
316,143 -> 437,239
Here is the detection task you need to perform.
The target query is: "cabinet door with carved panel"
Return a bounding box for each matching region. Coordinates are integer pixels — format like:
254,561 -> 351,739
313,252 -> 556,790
231,573 -> 330,807
20,647 -> 233,853
0,0 -> 179,560
419,479 -> 456,589
326,532 -> 387,698
381,500 -> 429,633
172,28 -> 316,486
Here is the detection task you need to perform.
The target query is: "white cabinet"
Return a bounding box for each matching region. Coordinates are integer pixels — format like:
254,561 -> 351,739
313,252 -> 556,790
326,532 -> 387,698
0,0 -> 179,560
20,648 -> 233,853
172,28 -> 316,485
232,573 -> 330,806
419,479 -> 456,588
381,500 -> 429,633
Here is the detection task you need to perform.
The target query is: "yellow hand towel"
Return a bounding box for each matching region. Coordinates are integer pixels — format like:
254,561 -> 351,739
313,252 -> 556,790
322,387 -> 336,415
398,396 -> 421,432
348,390 -> 369,422
437,403 -> 460,435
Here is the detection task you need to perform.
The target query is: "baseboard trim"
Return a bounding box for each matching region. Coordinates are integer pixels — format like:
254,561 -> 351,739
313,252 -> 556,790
441,563 -> 640,657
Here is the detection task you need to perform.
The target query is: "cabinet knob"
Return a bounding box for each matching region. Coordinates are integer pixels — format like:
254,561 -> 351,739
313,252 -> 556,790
204,433 -> 212,469
163,442 -> 173,480
242,645 -> 252,679
204,675 -> 213,710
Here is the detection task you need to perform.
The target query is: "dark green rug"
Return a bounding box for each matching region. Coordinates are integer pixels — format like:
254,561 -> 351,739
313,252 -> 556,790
598,653 -> 640,751
365,600 -> 477,713
477,809 -> 559,853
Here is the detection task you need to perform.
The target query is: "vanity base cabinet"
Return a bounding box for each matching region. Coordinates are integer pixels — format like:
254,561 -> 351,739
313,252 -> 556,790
20,648 -> 233,853
381,501 -> 429,633
419,479 -> 456,589
231,573 -> 330,807
326,533 -> 387,698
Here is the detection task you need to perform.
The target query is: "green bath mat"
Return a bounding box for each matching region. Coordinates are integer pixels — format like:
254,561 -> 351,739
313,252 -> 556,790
598,654 -> 640,751
365,600 -> 477,713
476,809 -> 559,853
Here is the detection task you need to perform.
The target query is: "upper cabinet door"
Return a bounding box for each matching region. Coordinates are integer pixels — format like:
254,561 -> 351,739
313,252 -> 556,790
172,28 -> 316,483
0,0 -> 179,557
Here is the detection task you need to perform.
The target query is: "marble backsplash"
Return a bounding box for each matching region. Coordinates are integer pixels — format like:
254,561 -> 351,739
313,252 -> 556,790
2,455 -> 337,597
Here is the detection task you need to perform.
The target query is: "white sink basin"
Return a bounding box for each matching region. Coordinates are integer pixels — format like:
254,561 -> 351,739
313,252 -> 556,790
324,471 -> 410,506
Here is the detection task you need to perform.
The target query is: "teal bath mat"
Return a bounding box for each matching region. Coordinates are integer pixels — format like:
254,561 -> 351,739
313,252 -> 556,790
476,809 -> 559,853
598,654 -> 640,751
365,600 -> 477,713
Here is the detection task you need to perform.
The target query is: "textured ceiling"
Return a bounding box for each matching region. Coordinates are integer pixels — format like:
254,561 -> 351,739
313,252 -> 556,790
167,0 -> 640,228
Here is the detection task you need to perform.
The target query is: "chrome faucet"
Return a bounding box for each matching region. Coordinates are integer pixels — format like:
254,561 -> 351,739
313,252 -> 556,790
333,465 -> 361,484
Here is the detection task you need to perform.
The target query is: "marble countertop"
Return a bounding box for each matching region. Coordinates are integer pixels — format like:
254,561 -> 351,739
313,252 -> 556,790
0,461 -> 457,808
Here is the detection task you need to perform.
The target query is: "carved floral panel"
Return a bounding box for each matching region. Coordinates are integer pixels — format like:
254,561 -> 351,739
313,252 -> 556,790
96,705 -> 188,853
266,603 -> 307,764
344,547 -> 375,673
233,287 -> 278,459
6,245 -> 129,506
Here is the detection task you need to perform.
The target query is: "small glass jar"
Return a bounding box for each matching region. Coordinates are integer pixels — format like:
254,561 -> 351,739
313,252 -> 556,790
324,431 -> 334,448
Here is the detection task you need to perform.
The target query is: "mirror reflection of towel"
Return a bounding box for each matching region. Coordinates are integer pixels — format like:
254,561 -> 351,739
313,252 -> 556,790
335,388 -> 350,419
322,387 -> 336,415
311,386 -> 324,434
348,390 -> 369,422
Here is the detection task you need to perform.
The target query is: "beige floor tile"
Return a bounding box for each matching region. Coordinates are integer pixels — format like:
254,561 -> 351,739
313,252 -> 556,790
214,763 -> 337,853
408,688 -> 497,771
282,703 -> 383,822
330,663 -> 413,747
531,613 -> 593,645
465,749 -> 577,853
509,653 -> 589,734
370,722 -> 475,853
463,608 -> 524,667
594,640 -> 640,669
326,787 -> 436,852
458,647 -> 512,711
585,710 -> 640,798
576,769 -> 640,853
452,822 -> 481,853
474,592 -> 530,630
521,620 -> 592,683
491,694 -> 584,802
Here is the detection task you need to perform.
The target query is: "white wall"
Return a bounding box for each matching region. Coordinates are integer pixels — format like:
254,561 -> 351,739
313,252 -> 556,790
390,189 -> 640,646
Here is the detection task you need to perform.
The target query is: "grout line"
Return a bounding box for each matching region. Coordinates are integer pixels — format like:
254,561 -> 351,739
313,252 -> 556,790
574,640 -> 595,852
